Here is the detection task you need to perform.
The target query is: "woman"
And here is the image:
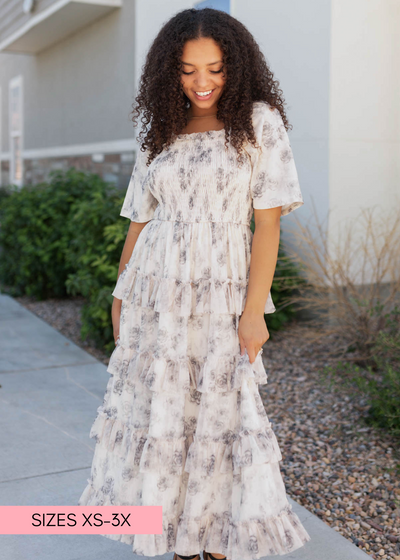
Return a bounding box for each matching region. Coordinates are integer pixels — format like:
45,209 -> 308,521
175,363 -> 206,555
78,7 -> 311,560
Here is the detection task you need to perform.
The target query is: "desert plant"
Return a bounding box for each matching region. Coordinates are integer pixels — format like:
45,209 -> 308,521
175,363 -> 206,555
281,202 -> 400,362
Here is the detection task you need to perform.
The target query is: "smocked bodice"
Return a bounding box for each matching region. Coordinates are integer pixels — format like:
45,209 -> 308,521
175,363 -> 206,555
147,129 -> 254,226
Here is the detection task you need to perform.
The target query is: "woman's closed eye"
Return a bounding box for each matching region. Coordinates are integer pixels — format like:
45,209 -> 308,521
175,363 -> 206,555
182,68 -> 224,75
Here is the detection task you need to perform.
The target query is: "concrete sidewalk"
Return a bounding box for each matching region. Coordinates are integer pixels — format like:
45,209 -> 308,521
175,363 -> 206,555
0,293 -> 370,560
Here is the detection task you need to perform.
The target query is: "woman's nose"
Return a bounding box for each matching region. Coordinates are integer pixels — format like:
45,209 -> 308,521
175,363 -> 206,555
194,73 -> 211,87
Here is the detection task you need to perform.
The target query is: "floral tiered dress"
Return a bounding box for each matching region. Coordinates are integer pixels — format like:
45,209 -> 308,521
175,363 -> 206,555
78,101 -> 311,559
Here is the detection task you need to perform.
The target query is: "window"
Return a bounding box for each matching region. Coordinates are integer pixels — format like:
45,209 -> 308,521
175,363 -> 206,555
194,0 -> 230,13
9,76 -> 23,187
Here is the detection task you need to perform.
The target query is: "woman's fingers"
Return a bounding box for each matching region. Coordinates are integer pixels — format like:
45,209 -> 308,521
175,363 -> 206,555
239,339 -> 262,363
247,345 -> 261,364
238,310 -> 269,363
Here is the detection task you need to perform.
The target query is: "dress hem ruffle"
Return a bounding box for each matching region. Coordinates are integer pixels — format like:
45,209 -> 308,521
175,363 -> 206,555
78,483 -> 311,560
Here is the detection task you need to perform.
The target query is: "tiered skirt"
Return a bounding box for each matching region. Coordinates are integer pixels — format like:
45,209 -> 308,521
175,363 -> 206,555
77,220 -> 311,559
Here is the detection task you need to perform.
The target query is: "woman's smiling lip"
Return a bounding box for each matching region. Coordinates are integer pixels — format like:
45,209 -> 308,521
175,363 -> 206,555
193,88 -> 215,101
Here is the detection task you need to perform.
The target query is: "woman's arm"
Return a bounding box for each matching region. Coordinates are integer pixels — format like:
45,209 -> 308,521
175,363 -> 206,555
115,221 -> 148,284
111,221 -> 150,343
239,206 -> 282,363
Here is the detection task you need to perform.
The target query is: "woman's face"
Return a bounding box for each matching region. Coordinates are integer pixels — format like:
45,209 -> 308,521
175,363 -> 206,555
180,37 -> 226,114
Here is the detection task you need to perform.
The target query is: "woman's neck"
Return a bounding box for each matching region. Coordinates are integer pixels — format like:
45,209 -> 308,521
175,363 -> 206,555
177,104 -> 224,135
187,104 -> 218,119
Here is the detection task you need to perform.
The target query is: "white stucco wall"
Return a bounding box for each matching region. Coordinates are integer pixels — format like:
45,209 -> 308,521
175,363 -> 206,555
234,0 -> 331,230
328,0 -> 400,244
134,0 -> 192,90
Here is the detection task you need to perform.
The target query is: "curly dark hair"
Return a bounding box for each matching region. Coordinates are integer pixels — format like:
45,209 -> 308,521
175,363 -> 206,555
131,7 -> 291,164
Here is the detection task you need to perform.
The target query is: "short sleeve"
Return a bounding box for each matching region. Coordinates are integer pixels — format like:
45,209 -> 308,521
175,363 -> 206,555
120,146 -> 159,222
249,102 -> 304,216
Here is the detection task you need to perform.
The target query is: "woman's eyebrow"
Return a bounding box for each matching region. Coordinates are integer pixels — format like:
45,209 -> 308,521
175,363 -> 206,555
181,60 -> 222,66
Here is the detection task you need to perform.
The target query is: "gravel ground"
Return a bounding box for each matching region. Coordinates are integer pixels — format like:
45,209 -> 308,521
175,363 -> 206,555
260,324 -> 400,560
14,295 -> 400,560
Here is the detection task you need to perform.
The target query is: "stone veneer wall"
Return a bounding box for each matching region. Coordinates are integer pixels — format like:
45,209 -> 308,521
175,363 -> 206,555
1,151 -> 137,190
0,159 -> 9,187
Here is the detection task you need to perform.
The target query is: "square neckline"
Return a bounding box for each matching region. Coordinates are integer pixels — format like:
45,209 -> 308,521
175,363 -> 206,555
174,128 -> 226,140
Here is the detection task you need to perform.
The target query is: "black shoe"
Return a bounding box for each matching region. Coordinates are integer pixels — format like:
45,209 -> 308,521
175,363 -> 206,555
173,553 -> 200,560
203,551 -> 227,560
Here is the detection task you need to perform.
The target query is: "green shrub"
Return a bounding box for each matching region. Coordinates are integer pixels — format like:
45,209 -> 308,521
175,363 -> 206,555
64,188 -> 128,354
0,169 -> 117,299
0,169 -> 127,354
323,306 -> 400,437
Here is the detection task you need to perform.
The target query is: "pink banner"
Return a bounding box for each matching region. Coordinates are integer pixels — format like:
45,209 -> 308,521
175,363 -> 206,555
0,506 -> 162,534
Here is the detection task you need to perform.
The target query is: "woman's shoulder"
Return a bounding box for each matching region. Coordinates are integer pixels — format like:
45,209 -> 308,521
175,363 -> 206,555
251,100 -> 281,126
250,100 -> 281,144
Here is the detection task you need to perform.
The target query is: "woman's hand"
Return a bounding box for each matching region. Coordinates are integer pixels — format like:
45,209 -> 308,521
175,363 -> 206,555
238,309 -> 270,364
111,297 -> 122,345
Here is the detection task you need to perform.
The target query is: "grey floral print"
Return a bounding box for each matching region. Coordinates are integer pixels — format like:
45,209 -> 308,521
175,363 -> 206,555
78,101 -> 310,559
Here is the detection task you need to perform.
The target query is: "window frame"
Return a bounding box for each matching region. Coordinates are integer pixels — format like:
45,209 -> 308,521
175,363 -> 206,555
9,75 -> 24,187
194,0 -> 230,13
